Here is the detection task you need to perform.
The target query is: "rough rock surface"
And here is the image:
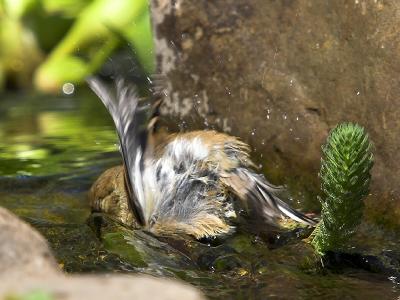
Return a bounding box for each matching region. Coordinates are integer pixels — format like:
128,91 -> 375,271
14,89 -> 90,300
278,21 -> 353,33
0,207 -> 205,300
151,0 -> 400,226
0,207 -> 58,279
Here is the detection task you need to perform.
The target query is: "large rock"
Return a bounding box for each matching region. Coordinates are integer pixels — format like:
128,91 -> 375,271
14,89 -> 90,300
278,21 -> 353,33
1,275 -> 205,300
0,207 -> 205,300
151,0 -> 400,226
0,207 -> 58,279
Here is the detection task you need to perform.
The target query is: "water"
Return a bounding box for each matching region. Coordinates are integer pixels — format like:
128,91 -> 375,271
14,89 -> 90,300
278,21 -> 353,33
0,90 -> 399,299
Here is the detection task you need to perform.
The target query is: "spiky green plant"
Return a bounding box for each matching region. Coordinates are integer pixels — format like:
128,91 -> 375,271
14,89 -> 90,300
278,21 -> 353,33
311,122 -> 374,255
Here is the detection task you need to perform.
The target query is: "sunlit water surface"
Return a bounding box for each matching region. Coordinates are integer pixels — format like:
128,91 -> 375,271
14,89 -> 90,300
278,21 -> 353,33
0,90 -> 399,299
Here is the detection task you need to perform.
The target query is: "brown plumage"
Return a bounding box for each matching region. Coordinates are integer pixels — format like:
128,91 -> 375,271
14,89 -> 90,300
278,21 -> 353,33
87,77 -> 316,239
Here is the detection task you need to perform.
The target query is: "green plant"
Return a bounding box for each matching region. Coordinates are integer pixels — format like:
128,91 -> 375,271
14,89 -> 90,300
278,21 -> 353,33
311,122 -> 374,255
34,0 -> 153,92
0,0 -> 153,92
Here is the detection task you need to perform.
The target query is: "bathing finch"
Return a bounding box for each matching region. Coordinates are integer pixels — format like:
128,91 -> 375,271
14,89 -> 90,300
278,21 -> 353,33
87,77 -> 316,239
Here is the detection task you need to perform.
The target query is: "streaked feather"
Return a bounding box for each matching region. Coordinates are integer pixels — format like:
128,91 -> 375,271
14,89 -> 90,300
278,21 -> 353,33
222,168 -> 316,226
87,77 -> 155,226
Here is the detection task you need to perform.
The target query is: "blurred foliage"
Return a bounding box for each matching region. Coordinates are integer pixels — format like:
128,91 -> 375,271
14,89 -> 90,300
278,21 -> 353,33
0,0 -> 154,93
311,123 -> 374,255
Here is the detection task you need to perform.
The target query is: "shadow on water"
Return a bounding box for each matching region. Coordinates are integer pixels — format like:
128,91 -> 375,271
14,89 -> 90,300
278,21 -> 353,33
0,90 -> 399,299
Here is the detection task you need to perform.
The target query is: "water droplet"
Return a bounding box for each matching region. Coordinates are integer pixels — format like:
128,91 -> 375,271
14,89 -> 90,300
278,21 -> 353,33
62,82 -> 75,95
356,91 -> 360,96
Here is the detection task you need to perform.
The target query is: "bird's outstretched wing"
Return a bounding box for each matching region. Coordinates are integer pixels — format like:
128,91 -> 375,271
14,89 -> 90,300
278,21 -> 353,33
222,168 -> 317,226
87,77 -> 161,226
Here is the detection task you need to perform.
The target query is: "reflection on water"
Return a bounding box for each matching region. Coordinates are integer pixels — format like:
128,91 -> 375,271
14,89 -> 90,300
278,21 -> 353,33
0,89 -> 118,176
0,90 -> 399,299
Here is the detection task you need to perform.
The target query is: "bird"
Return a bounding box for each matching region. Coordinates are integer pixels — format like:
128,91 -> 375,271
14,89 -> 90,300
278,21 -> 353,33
87,76 -> 316,240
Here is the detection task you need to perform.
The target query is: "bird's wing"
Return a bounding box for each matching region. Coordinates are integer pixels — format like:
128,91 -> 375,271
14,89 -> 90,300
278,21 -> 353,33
87,77 -> 162,226
221,168 -> 317,226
